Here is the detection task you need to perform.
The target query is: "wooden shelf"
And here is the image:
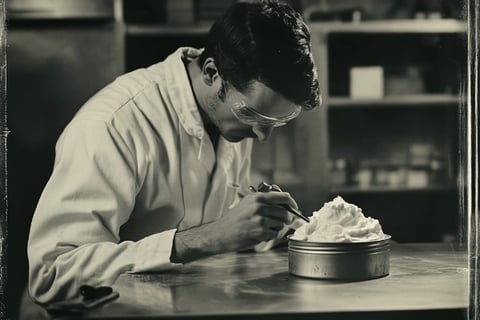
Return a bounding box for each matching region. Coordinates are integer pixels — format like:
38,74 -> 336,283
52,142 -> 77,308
127,19 -> 466,36
126,24 -> 211,36
330,185 -> 457,194
308,19 -> 466,34
328,94 -> 462,108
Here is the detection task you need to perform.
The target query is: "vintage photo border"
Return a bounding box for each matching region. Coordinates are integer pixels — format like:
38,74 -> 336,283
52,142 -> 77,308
0,0 -> 478,319
1,0 -> 6,318
466,0 -> 479,319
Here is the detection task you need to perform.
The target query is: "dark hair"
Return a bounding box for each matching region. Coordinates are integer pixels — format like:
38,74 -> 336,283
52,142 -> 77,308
198,1 -> 320,110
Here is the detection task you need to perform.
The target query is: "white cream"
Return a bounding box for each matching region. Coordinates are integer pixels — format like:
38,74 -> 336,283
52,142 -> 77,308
291,196 -> 386,242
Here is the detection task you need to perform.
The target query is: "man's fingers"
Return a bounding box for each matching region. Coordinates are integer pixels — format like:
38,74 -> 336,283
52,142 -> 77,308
254,192 -> 298,210
257,204 -> 294,224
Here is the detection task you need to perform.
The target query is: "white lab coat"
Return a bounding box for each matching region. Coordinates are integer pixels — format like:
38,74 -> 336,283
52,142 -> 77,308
27,47 -> 253,303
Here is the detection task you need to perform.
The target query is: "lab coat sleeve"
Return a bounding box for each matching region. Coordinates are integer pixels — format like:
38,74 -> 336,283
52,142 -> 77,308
27,119 -> 179,304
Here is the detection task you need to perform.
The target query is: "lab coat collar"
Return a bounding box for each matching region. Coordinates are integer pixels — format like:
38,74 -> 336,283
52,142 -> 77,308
164,47 -> 235,172
164,47 -> 206,141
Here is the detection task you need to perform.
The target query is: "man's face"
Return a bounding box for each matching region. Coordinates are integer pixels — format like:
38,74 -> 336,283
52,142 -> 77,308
207,80 -> 301,142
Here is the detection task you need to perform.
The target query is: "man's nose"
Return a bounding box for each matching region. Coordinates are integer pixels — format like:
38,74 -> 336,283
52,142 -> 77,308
252,125 -> 274,141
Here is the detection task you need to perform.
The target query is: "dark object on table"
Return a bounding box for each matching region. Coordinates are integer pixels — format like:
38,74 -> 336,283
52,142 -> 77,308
45,285 -> 119,315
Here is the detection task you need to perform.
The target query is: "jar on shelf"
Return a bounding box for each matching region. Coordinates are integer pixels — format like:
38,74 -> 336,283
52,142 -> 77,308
354,160 -> 373,188
375,165 -> 390,186
406,168 -> 429,188
388,166 -> 407,187
329,158 -> 348,187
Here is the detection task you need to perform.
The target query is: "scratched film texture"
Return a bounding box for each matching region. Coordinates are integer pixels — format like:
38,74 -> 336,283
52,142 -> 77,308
0,0 -> 6,318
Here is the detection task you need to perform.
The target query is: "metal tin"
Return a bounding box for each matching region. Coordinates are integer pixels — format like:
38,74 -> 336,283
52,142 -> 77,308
288,235 -> 391,280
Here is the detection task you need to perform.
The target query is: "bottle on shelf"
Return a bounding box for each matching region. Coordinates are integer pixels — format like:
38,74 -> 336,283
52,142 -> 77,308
329,158 -> 348,187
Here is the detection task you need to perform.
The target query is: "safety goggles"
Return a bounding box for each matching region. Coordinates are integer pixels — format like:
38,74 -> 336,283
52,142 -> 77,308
230,100 -> 301,128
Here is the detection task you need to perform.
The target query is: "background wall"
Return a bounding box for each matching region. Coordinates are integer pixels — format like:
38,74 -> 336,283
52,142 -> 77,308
6,0 -> 124,315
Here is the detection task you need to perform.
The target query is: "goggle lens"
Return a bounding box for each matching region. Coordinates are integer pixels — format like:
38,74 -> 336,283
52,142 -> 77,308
231,102 -> 300,128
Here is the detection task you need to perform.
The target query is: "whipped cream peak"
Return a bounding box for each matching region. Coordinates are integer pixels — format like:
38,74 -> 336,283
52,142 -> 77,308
291,196 -> 386,243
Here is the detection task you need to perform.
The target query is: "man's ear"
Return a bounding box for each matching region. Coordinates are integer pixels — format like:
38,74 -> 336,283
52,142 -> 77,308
201,57 -> 220,86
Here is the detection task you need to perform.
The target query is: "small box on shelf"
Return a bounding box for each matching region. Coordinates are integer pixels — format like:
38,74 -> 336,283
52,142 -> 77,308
349,66 -> 384,99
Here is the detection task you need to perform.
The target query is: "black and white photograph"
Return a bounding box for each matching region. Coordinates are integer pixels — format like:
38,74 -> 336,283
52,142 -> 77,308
1,0 -> 479,319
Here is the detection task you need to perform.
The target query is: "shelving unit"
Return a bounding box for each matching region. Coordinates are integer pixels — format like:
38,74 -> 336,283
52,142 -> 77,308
308,19 -> 466,33
328,94 -> 461,108
309,18 -> 466,242
126,24 -> 211,35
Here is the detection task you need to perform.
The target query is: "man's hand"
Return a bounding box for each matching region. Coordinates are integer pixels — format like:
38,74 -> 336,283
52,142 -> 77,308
170,191 -> 297,263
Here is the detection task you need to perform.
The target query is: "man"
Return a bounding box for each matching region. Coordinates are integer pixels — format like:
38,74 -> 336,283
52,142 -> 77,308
27,1 -> 320,303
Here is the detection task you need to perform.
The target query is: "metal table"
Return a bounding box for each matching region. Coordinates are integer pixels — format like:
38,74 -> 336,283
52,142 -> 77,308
19,243 -> 469,319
